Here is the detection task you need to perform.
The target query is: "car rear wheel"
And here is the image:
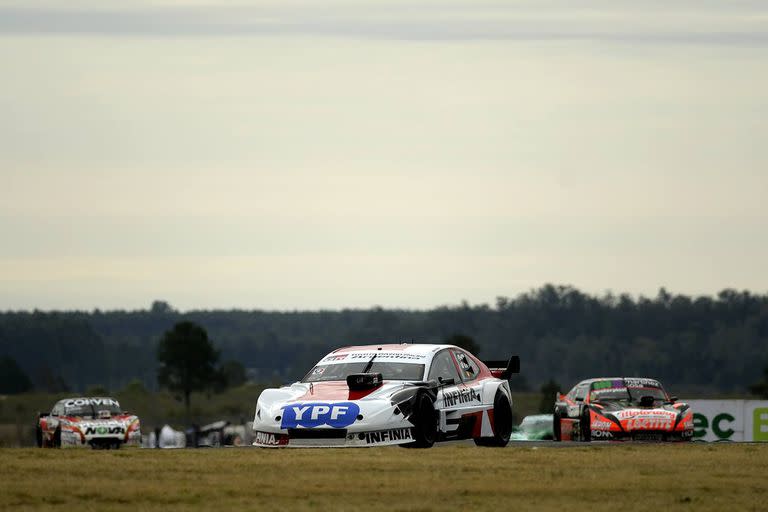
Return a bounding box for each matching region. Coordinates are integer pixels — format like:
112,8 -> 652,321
474,390 -> 512,447
553,410 -> 562,441
403,392 -> 437,448
53,426 -> 62,448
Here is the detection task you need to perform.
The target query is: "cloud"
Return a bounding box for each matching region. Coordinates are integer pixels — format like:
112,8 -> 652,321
0,2 -> 766,45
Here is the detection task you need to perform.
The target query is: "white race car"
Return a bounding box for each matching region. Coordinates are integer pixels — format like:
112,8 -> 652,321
252,343 -> 519,448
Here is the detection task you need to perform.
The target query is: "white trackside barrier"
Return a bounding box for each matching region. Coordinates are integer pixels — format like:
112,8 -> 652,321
683,400 -> 768,442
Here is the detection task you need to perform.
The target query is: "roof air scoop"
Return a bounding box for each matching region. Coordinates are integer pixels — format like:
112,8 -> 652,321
347,373 -> 383,391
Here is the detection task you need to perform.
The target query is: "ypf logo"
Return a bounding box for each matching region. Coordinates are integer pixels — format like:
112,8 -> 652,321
281,402 -> 360,429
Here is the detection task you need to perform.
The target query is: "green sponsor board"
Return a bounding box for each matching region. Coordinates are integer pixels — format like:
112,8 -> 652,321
686,400 -> 743,441
693,412 -> 735,440
754,407 -> 768,442
687,400 -> 768,442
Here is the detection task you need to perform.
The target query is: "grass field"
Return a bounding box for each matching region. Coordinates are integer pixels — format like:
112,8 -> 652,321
1,444 -> 766,511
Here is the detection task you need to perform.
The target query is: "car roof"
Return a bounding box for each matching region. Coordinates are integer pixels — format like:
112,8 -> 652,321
331,343 -> 456,357
577,377 -> 663,386
56,396 -> 120,404
579,377 -> 658,382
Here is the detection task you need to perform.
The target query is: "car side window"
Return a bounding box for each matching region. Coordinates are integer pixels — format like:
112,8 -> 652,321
428,350 -> 461,384
452,349 -> 480,382
575,384 -> 588,401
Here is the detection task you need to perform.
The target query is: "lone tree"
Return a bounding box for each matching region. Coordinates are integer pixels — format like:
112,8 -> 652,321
0,356 -> 33,394
157,321 -> 219,420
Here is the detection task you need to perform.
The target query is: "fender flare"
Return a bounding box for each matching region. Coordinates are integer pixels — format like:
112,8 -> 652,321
479,379 -> 511,406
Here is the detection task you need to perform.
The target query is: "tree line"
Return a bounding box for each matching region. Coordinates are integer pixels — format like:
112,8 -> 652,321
1,285 -> 767,396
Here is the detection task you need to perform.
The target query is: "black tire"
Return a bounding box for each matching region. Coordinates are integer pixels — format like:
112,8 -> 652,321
553,410 -> 562,442
474,390 -> 512,447
53,426 -> 62,448
580,408 -> 591,442
403,392 -> 438,448
36,426 -> 43,448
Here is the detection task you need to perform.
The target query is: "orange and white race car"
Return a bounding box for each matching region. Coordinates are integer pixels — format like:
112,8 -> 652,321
553,378 -> 693,442
36,397 -> 141,449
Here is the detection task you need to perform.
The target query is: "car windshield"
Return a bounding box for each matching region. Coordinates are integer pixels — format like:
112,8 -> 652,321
302,362 -> 425,383
62,398 -> 122,417
590,386 -> 668,403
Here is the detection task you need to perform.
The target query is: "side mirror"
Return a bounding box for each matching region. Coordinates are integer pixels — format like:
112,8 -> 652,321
438,377 -> 455,386
669,396 -> 678,403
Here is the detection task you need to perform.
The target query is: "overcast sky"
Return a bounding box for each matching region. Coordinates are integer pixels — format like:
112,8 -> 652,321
1,0 -> 767,311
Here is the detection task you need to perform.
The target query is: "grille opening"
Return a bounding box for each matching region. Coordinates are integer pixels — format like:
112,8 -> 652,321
287,429 -> 348,439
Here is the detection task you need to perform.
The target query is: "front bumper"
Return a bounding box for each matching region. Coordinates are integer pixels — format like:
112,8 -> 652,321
252,399 -> 415,448
253,426 -> 416,447
591,428 -> 694,441
59,426 -> 141,447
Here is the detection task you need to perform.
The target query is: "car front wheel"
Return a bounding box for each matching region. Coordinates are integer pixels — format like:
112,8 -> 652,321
580,409 -> 592,442
403,392 -> 438,448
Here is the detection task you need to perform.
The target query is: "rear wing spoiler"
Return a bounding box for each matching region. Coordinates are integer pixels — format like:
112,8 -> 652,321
482,356 -> 520,380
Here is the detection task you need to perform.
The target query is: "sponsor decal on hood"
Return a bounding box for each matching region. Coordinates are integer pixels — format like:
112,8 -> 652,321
614,409 -> 677,431
615,409 -> 677,420
280,402 -> 360,429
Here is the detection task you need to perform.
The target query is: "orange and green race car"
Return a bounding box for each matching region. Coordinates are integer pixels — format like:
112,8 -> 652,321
553,377 -> 693,442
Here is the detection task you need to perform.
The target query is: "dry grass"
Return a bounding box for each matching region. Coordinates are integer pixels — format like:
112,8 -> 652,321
0,444 -> 766,512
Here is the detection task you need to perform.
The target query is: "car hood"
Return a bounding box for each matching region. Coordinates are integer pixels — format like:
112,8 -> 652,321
590,401 -> 689,431
260,380 -> 414,405
591,400 -> 681,415
62,414 -> 137,425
